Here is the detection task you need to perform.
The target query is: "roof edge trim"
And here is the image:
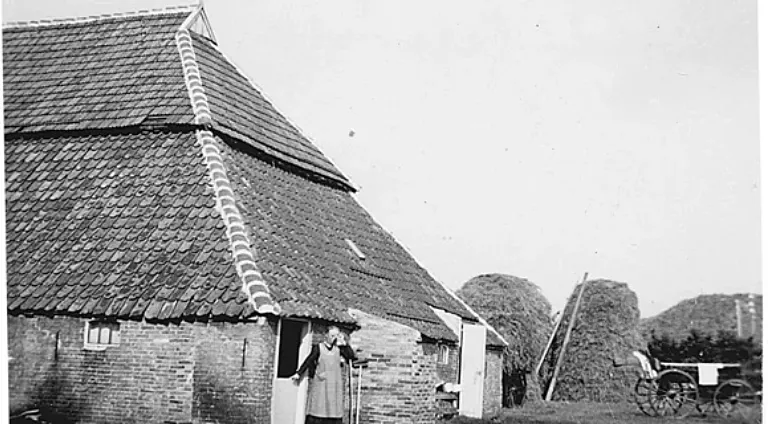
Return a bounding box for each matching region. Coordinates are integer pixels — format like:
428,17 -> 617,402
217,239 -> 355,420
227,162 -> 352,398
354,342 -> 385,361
179,3 -> 203,30
178,3 -> 217,43
387,231 -> 509,347
3,4 -> 197,29
176,27 -> 280,317
443,287 -> 509,347
216,131 -> 356,193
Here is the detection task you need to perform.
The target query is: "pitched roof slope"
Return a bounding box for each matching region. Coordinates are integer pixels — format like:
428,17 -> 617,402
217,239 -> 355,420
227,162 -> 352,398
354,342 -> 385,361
215,134 -> 473,340
5,130 -> 251,320
3,7 -> 349,186
190,33 -> 348,185
3,10 -> 194,133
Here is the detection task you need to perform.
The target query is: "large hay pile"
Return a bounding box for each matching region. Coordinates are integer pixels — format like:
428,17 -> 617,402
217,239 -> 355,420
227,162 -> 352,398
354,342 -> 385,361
540,279 -> 644,403
640,293 -> 762,342
457,274 -> 552,405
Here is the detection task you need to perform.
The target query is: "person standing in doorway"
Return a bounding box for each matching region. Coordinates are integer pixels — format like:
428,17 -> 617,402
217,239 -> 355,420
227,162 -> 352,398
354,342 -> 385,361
292,326 -> 357,424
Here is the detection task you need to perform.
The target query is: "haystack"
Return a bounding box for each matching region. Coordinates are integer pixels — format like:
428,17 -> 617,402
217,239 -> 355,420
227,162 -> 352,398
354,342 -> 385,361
540,279 -> 644,403
457,274 -> 552,406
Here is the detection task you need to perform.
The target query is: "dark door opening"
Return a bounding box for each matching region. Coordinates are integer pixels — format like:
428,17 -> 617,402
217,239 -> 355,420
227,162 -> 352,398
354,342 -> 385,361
277,320 -> 305,378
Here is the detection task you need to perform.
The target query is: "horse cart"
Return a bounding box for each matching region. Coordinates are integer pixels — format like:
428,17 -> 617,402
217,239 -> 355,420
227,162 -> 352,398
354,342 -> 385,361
633,355 -> 762,421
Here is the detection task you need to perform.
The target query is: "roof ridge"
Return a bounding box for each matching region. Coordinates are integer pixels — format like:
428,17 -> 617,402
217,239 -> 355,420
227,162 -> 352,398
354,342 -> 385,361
195,36 -> 356,190
2,4 -> 197,29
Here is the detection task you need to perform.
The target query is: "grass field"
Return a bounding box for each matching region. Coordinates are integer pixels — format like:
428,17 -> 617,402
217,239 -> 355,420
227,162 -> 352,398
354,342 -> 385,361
447,402 -> 762,424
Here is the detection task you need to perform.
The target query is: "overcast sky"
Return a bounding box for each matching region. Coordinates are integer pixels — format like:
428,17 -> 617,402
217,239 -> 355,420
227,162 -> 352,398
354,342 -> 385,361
2,0 -> 761,318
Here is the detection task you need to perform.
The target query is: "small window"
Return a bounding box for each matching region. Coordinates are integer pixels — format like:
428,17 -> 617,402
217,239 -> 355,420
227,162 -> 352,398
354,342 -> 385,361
438,345 -> 450,365
84,321 -> 120,349
345,239 -> 366,260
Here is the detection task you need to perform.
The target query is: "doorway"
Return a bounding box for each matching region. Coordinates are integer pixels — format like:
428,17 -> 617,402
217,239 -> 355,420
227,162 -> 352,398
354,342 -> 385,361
272,319 -> 312,424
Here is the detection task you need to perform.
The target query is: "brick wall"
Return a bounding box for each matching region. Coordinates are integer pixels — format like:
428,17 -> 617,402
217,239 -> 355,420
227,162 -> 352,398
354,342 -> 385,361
191,320 -> 276,424
8,315 -> 276,424
424,343 -> 459,384
348,309 -> 439,424
410,340 -> 439,424
8,315 -> 195,423
482,348 -> 503,416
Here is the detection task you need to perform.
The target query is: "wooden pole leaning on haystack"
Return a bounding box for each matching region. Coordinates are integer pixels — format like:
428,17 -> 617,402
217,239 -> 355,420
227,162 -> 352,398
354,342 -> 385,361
534,302 -> 566,377
544,272 -> 589,401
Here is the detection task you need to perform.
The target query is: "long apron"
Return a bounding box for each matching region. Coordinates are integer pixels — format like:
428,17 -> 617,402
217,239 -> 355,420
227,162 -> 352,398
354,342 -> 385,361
307,343 -> 344,418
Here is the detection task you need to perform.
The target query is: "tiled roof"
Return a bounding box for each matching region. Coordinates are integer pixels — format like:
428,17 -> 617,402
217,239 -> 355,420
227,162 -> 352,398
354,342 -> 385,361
3,10 -> 194,133
2,8 -> 350,188
5,130 -> 252,320
3,7 -> 505,345
4,127 -> 500,342
3,128 -> 461,335
216,134 -> 474,340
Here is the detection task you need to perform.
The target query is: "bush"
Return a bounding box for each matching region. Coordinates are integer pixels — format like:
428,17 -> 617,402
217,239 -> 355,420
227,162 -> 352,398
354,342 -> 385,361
640,293 -> 762,342
647,329 -> 761,364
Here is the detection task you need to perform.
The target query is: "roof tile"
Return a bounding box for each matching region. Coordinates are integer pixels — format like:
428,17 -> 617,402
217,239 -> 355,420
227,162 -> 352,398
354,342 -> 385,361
212,134 -> 474,339
5,131 -> 245,320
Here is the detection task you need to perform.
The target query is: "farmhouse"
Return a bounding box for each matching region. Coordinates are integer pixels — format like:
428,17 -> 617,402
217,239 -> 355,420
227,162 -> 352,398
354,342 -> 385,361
4,5 -> 505,424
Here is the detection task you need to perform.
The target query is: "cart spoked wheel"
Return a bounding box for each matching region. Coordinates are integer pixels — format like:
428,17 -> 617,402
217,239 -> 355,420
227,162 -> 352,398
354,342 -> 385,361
651,369 -> 699,417
634,378 -> 659,417
714,379 -> 758,421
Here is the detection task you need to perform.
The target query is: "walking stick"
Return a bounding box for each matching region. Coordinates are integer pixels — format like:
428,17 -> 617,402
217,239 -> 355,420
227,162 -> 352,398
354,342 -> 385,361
352,358 -> 369,424
348,358 -> 354,424
356,364 -> 363,424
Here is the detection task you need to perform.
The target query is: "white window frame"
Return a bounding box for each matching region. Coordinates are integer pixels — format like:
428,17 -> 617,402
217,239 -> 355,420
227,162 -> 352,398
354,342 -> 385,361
345,238 -> 366,260
83,320 -> 120,351
438,344 -> 450,365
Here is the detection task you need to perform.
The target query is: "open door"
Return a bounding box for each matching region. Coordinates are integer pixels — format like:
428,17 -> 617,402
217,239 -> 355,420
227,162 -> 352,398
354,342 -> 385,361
459,322 -> 486,418
272,319 -> 312,424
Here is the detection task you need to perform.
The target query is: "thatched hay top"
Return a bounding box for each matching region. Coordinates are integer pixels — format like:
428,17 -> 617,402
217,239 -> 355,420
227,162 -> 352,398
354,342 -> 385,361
541,279 -> 644,403
457,274 -> 552,373
641,293 -> 762,342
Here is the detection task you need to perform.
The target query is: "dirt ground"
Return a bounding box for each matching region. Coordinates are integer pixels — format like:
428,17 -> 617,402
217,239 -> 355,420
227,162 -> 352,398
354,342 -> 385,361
447,402 -> 762,424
